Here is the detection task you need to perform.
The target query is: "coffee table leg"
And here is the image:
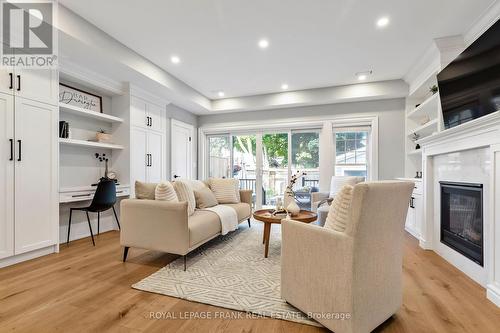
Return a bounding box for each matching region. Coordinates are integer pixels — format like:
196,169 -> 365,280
264,222 -> 271,258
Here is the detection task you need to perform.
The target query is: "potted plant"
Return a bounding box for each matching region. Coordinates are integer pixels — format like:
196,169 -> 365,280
284,171 -> 307,216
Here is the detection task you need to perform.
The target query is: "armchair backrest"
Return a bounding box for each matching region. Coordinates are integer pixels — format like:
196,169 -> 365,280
345,181 -> 414,330
329,176 -> 365,198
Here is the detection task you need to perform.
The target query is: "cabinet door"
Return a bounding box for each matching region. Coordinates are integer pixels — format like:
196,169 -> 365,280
130,96 -> 148,128
15,69 -> 58,105
0,93 -> 14,259
0,69 -> 15,95
414,195 -> 423,238
130,127 -> 148,196
147,102 -> 164,133
147,131 -> 164,183
171,120 -> 193,179
14,98 -> 57,254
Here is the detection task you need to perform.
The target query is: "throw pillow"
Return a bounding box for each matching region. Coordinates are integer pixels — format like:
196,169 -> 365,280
194,187 -> 219,208
155,181 -> 178,202
324,185 -> 354,232
209,178 -> 240,204
135,181 -> 157,200
173,180 -> 196,215
189,180 -> 208,191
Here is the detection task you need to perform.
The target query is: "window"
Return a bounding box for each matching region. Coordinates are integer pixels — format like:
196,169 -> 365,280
334,127 -> 370,178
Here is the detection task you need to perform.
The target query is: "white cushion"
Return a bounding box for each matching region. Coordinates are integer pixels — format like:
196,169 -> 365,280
155,181 -> 178,202
329,176 -> 364,198
189,180 -> 208,191
173,180 -> 196,216
324,185 -> 353,232
209,178 -> 240,204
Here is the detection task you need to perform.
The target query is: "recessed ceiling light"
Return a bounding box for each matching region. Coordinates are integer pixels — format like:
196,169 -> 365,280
376,16 -> 390,28
356,70 -> 372,81
281,83 -> 289,90
218,91 -> 225,97
170,55 -> 180,64
258,39 -> 269,49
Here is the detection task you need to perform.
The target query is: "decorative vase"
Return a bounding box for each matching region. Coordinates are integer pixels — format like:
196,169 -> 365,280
286,199 -> 300,216
96,132 -> 112,143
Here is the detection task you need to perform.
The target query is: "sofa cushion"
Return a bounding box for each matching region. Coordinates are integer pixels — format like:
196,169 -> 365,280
324,185 -> 353,232
220,203 -> 251,221
135,181 -> 157,200
329,176 -> 364,198
173,180 -> 196,216
194,187 -> 219,208
155,181 -> 178,202
190,180 -> 208,191
189,210 -> 221,247
209,178 -> 240,203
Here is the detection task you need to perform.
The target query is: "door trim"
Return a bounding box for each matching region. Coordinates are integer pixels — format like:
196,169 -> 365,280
171,119 -> 195,180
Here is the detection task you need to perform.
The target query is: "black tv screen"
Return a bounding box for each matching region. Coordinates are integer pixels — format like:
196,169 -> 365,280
437,19 -> 500,129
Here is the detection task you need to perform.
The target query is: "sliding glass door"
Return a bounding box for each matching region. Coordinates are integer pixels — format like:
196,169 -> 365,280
206,129 -> 321,209
291,130 -> 320,209
262,133 -> 288,208
232,134 -> 258,206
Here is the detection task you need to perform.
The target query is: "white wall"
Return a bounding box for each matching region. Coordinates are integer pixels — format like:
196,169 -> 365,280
198,98 -> 406,180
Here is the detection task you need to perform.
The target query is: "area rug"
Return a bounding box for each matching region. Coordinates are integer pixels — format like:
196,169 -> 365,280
132,222 -> 321,327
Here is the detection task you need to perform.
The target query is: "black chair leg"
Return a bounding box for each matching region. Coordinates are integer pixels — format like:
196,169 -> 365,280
67,209 -> 73,245
183,255 -> 187,271
123,246 -> 129,262
86,211 -> 96,246
97,212 -> 100,235
112,206 -> 121,230
247,218 -> 251,228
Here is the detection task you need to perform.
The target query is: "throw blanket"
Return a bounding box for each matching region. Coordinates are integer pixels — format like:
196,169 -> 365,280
203,205 -> 239,235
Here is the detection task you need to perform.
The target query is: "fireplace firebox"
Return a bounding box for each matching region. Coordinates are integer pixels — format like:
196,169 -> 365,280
440,181 -> 483,266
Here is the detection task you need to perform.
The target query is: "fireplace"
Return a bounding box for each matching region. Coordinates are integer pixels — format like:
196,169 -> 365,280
440,182 -> 483,266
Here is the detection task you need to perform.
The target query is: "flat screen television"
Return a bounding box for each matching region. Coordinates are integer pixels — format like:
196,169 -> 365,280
437,19 -> 500,129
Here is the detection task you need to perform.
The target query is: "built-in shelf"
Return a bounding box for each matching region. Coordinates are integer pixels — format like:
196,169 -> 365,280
408,118 -> 438,138
59,103 -> 124,123
407,93 -> 439,120
59,138 -> 124,150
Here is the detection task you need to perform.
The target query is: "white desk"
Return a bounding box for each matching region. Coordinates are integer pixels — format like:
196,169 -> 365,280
59,184 -> 130,203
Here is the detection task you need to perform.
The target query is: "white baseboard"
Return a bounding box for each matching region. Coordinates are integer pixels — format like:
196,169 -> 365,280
0,245 -> 57,269
487,284 -> 500,307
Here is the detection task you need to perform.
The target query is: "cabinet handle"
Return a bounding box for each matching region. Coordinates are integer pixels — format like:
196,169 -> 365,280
17,140 -> 21,161
9,139 -> 13,160
16,75 -> 20,91
149,117 -> 153,127
146,116 -> 149,127
150,153 -> 153,167
9,73 -> 13,89
410,197 -> 415,209
146,154 -> 149,166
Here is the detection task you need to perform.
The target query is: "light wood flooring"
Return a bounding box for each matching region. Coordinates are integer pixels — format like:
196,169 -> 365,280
1,225 -> 500,332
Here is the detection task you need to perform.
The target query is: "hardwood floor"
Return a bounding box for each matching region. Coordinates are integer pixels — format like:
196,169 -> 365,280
1,229 -> 499,333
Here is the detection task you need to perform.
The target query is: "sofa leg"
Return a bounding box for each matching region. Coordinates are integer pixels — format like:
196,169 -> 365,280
183,255 -> 187,271
123,247 -> 129,262
247,218 -> 251,228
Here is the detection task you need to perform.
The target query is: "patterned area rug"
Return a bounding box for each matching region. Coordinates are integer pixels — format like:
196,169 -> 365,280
132,221 -> 321,327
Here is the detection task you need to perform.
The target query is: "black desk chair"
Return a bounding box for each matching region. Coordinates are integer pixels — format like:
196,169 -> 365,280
67,178 -> 121,246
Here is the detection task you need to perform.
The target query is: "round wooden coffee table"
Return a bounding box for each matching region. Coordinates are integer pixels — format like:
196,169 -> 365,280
253,209 -> 318,258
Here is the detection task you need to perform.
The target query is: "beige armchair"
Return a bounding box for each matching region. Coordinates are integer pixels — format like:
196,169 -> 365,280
282,181 -> 414,333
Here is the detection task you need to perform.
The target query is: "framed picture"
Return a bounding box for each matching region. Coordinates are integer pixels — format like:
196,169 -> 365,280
59,83 -> 103,113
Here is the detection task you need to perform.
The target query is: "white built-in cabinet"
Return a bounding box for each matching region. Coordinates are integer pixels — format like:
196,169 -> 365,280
0,69 -> 58,261
398,178 -> 423,239
130,95 -> 166,189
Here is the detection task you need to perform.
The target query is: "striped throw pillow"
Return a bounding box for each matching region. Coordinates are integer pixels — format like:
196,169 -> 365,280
324,185 -> 353,232
155,181 -> 178,202
173,180 -> 196,215
209,178 -> 240,204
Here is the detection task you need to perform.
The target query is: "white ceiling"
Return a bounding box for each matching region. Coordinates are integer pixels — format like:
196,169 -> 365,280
59,0 -> 496,100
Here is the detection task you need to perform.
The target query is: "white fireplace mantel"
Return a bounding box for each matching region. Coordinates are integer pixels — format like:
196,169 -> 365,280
419,111 -> 500,307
